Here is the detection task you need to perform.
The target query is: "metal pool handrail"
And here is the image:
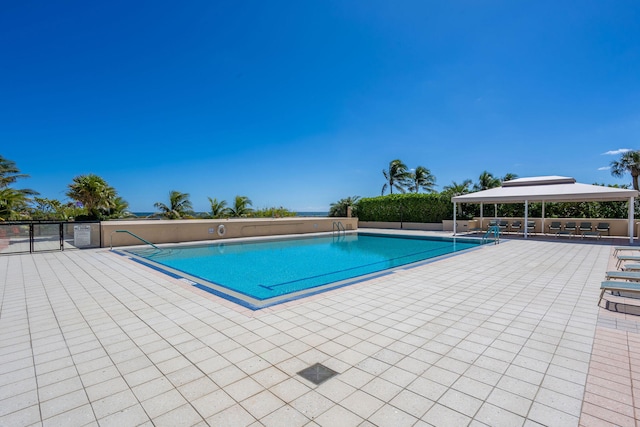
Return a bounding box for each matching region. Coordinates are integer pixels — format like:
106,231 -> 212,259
110,230 -> 159,250
332,221 -> 346,236
482,225 -> 500,245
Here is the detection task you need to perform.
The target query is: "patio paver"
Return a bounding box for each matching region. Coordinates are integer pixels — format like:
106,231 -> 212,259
0,233 -> 639,426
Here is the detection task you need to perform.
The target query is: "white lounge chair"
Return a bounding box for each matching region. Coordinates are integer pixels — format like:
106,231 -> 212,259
599,280 -> 640,306
605,270 -> 640,282
614,246 -> 640,256
622,264 -> 640,271
616,255 -> 640,269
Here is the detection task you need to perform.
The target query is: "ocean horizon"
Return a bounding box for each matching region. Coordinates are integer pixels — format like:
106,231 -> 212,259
132,211 -> 328,218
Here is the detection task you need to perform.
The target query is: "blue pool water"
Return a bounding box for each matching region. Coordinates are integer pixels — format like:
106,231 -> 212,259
124,233 -> 484,309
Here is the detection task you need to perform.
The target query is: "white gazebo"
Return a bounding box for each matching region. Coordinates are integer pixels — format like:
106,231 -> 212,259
451,176 -> 639,243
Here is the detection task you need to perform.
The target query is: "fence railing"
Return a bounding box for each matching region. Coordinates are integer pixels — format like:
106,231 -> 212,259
0,221 -> 101,254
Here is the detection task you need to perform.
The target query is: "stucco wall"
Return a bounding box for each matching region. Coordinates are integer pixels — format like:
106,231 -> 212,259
102,217 -> 358,248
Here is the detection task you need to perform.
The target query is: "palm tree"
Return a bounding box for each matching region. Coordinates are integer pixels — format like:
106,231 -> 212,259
382,159 -> 411,195
0,156 -> 38,220
66,174 -> 118,219
329,196 -> 360,217
611,150 -> 640,191
208,197 -> 230,218
0,155 -> 30,188
474,171 -> 501,191
0,188 -> 31,220
502,172 -> 518,182
154,191 -> 193,219
408,166 -> 436,193
442,180 -> 472,196
228,195 -> 253,217
107,196 -> 134,219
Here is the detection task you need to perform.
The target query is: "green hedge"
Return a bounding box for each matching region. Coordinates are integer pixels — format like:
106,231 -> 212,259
357,193 -> 634,223
357,193 -> 452,222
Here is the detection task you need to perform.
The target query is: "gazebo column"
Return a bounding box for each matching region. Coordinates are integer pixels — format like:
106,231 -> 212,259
629,197 -> 635,244
524,200 -> 529,239
453,202 -> 457,235
541,201 -> 545,235
480,203 -> 483,229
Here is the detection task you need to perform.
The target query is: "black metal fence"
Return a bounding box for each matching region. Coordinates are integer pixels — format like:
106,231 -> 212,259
0,221 -> 101,254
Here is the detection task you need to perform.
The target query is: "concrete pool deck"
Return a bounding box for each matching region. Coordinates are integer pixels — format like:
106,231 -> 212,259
1,232 -> 639,426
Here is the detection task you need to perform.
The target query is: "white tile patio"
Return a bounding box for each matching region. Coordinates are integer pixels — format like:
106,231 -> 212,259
0,233 -> 638,426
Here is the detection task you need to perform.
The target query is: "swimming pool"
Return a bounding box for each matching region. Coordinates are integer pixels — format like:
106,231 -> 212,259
123,233 -> 485,309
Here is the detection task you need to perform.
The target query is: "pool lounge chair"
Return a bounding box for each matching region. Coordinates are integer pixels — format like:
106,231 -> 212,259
596,222 -> 610,236
578,222 -> 598,238
510,221 -> 522,232
578,222 -> 593,231
622,264 -> 640,271
579,222 -> 593,233
498,220 -> 509,233
564,222 -> 577,234
605,270 -> 640,282
616,255 -> 640,268
548,221 -> 562,234
599,280 -> 640,306
614,246 -> 640,256
526,221 -> 536,234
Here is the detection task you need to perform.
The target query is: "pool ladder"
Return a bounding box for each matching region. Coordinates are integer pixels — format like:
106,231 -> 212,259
332,221 -> 346,236
110,230 -> 159,250
482,225 -> 500,245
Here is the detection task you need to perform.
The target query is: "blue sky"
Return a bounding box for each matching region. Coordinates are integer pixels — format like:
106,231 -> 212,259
2,1 -> 640,212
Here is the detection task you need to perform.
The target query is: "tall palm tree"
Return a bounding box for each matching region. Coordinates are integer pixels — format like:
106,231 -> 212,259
442,180 -> 472,196
0,156 -> 38,220
474,171 -> 501,191
66,174 -> 117,219
611,150 -> 640,191
0,155 -> 30,188
208,197 -> 230,218
154,191 -> 193,219
382,159 -> 411,195
228,195 -> 253,217
408,166 -> 436,193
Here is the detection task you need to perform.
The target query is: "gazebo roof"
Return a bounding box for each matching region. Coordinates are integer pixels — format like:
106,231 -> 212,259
451,176 -> 638,203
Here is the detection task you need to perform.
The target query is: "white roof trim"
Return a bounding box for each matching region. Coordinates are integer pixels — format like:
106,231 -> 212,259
502,176 -> 575,187
452,176 -> 638,203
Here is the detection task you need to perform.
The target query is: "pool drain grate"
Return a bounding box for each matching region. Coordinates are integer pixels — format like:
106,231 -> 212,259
297,363 -> 338,385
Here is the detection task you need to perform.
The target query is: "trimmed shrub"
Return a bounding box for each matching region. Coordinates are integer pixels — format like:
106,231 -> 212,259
357,193 -> 453,223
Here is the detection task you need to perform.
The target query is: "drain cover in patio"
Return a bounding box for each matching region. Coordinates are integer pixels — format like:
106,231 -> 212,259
297,363 -> 338,385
